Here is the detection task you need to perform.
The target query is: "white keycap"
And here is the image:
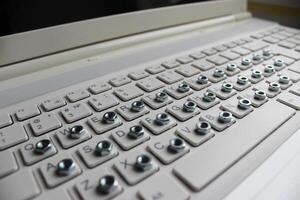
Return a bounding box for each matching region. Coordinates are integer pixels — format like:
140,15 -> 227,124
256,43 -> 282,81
128,70 -> 149,80
15,104 -> 40,121
189,52 -> 206,60
66,89 -> 90,102
88,93 -> 119,112
243,40 -> 268,51
29,113 -> 62,136
176,56 -> 194,64
220,51 -> 240,60
191,60 -> 215,71
161,60 -> 180,69
157,71 -> 183,84
136,77 -> 164,92
206,55 -> 228,65
42,97 -> 66,111
88,82 -> 112,94
0,150 -> 18,178
0,170 -> 40,200
231,47 -> 251,56
0,124 -> 28,150
145,65 -> 165,74
88,113 -> 122,134
138,175 -> 189,200
61,103 -> 92,123
0,113 -> 12,128
109,75 -> 132,87
175,65 -> 200,77
114,84 -> 144,101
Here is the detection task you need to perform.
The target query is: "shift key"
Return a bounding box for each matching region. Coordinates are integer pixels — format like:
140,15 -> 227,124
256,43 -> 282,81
173,101 -> 295,191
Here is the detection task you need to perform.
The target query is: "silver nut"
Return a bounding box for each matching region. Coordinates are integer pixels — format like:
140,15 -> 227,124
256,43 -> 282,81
252,53 -> 262,61
269,82 -> 281,92
203,91 -> 216,102
237,76 -> 249,85
241,58 -> 252,66
56,159 -> 76,176
264,65 -> 275,73
128,125 -> 144,139
254,90 -> 267,100
251,70 -> 263,78
197,75 -> 209,84
103,111 -> 118,124
155,92 -> 168,102
262,49 -> 272,57
195,121 -> 211,135
227,63 -> 238,71
95,140 -> 113,156
168,138 -> 186,153
98,175 -> 119,194
35,139 -> 52,154
218,111 -> 233,123
134,154 -> 153,172
274,59 -> 284,67
183,101 -> 197,112
69,125 -> 85,139
221,83 -> 233,93
238,98 -> 252,110
177,83 -> 190,93
131,101 -> 145,112
155,113 -> 170,125
213,69 -> 225,78
279,75 -> 290,84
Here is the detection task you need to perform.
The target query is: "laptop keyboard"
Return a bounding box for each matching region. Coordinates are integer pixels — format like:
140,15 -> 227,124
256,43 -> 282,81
1,26 -> 300,200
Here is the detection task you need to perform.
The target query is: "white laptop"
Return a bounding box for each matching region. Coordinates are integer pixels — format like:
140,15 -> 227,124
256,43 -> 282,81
0,1 -> 300,200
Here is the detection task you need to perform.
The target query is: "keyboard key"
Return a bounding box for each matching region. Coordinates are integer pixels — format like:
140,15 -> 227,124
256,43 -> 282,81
88,93 -> 119,112
109,75 -> 132,87
206,55 -> 228,65
189,52 -> 206,60
278,41 -> 296,49
42,97 -> 66,111
88,112 -> 122,134
176,56 -> 194,64
277,92 -> 300,110
0,113 -> 12,129
272,33 -> 288,40
88,82 -> 112,94
157,71 -> 183,84
136,77 -> 164,92
199,109 -> 236,131
202,48 -> 218,56
175,65 -> 200,77
66,89 -> 90,102
161,60 -> 180,69
231,47 -> 251,56
40,154 -> 81,188
76,169 -> 122,200
15,104 -> 40,121
223,42 -> 237,48
273,46 -> 300,60
278,70 -> 300,83
112,126 -> 150,150
78,139 -> 118,168
191,60 -> 215,71
145,65 -> 165,74
138,175 -> 189,200
173,101 -> 295,191
0,170 -> 40,200
238,90 -> 268,108
213,45 -> 228,52
263,36 -> 280,44
220,98 -> 253,119
0,150 -> 18,178
29,113 -> 62,136
142,91 -> 173,110
220,51 -> 240,60
20,136 -> 57,165
290,84 -> 300,96
114,151 -> 159,185
184,76 -> 211,91
141,113 -> 177,135
34,189 -> 71,200
128,70 -> 149,80
207,82 -> 237,100
148,134 -> 189,164
116,102 -> 149,121
61,103 -> 92,123
176,119 -> 215,147
243,41 -> 268,51
114,84 -> 144,101
188,91 -> 220,110
166,102 -> 200,122
55,124 -> 91,149
164,83 -> 193,100
0,124 -> 28,150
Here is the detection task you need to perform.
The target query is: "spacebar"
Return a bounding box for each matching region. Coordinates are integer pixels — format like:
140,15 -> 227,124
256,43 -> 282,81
173,101 -> 295,191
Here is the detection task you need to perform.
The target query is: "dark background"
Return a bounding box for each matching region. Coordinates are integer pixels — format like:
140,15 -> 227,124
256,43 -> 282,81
0,0 -> 203,36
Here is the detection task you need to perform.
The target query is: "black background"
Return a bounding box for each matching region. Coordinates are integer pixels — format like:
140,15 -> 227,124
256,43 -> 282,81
0,0 -> 205,36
